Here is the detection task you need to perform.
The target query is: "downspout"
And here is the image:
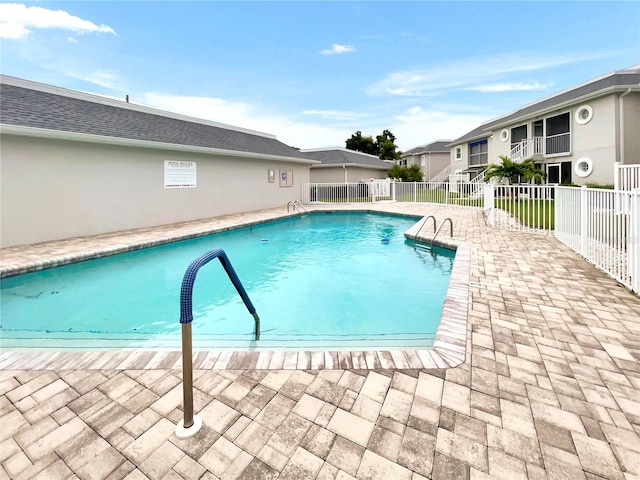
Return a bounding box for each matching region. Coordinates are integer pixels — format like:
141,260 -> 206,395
619,88 -> 632,165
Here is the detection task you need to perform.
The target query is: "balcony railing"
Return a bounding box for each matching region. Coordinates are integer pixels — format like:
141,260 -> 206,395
545,132 -> 571,155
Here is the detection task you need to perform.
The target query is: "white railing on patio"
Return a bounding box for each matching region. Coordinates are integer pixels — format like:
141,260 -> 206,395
555,186 -> 639,293
301,182 -> 484,208
483,184 -> 555,235
614,162 -> 640,191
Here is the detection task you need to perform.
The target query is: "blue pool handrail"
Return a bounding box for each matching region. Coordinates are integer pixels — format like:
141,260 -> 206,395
176,248 -> 260,438
179,248 -> 260,337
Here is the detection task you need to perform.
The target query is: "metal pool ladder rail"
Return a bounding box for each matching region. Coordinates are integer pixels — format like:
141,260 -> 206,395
175,248 -> 260,438
411,215 -> 436,240
431,218 -> 453,246
287,199 -> 308,213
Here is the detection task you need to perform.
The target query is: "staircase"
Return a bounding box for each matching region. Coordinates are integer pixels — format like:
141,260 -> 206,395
509,137 -> 543,162
427,165 -> 451,184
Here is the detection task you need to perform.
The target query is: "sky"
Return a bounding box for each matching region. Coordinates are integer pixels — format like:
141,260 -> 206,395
1,1 -> 639,152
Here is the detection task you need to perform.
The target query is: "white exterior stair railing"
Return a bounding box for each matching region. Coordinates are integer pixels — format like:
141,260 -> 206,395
427,165 -> 451,183
509,137 -> 544,162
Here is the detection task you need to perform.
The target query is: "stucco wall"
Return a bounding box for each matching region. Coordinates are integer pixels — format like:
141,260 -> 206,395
484,95 -> 621,185
0,135 -> 311,247
570,95 -> 618,185
309,166 -> 388,183
450,144 -> 469,172
622,91 -> 640,165
424,152 -> 450,180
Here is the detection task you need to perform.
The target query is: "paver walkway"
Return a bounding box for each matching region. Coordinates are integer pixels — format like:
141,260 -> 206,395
1,204 -> 639,480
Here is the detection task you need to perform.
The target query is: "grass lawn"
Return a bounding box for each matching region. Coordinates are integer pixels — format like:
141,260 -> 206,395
496,198 -> 555,229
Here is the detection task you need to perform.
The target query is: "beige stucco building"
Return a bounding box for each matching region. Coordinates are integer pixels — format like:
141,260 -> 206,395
399,141 -> 452,181
448,65 -> 640,185
0,76 -> 317,247
303,147 -> 392,183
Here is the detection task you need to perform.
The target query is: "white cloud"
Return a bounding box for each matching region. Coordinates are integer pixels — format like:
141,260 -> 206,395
319,43 -> 356,55
137,92 -> 354,149
368,52 -> 606,96
389,106 -> 489,150
136,92 -> 490,152
0,3 -> 116,39
302,109 -> 367,121
467,82 -> 553,92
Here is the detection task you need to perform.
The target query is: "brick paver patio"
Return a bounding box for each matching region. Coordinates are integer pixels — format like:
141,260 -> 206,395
1,204 -> 639,479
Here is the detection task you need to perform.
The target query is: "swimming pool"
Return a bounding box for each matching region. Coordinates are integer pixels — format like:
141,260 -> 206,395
0,212 -> 455,350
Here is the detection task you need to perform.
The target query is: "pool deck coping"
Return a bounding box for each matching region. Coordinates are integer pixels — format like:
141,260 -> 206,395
0,204 -> 470,371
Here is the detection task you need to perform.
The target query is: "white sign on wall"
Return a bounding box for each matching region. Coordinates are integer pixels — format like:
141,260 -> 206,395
164,161 -> 197,188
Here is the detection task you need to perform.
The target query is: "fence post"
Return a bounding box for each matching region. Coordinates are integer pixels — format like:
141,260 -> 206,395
392,181 -> 396,201
414,182 -> 417,203
580,186 -> 588,256
631,189 -> 640,293
614,162 -> 620,191
484,183 -> 494,226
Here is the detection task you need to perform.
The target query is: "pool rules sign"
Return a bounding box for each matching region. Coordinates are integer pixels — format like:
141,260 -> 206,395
164,161 -> 197,188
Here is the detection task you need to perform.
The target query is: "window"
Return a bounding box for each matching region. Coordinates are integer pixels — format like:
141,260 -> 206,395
545,112 -> 570,155
421,155 -> 426,167
468,139 -> 488,165
455,147 -> 461,160
575,105 -> 593,125
510,125 -> 528,150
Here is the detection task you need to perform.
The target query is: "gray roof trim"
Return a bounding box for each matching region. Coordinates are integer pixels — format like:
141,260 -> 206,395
310,162 -> 389,170
2,125 -> 320,165
0,75 -> 314,162
449,67 -> 640,146
300,147 -> 391,169
488,84 -> 640,130
402,140 -> 454,156
0,75 -> 275,139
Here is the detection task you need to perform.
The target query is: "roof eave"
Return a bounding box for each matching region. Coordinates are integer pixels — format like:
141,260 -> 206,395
310,163 -> 390,170
487,85 -> 640,130
0,125 -> 320,165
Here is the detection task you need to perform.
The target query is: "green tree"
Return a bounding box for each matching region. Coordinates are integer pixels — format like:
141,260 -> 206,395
484,156 -> 546,201
388,164 -> 405,180
345,131 -> 377,156
388,164 -> 423,182
484,156 -> 545,185
404,164 -> 423,181
376,129 -> 401,160
345,129 -> 402,160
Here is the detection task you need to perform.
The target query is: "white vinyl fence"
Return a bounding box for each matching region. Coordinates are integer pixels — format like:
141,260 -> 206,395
483,184 -> 556,235
615,162 -> 640,191
555,186 -> 639,293
301,182 -> 484,208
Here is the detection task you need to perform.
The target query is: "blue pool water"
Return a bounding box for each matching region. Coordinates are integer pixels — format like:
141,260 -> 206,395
0,212 -> 455,350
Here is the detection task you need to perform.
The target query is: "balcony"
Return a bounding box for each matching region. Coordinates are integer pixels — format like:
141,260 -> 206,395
545,132 -> 571,156
509,133 -> 570,161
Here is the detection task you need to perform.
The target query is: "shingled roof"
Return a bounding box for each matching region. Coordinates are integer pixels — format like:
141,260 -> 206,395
448,65 -> 640,146
301,147 -> 392,169
402,140 -> 453,157
0,75 -> 314,162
